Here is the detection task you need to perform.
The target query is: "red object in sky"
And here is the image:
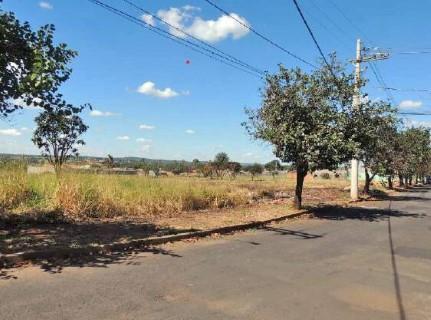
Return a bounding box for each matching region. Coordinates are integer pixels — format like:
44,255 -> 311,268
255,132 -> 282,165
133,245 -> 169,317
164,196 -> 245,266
185,59 -> 191,64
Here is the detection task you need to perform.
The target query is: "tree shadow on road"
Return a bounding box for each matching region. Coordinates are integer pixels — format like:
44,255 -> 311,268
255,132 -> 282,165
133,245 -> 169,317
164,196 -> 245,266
1,243 -> 182,280
368,189 -> 431,202
0,215 -> 190,280
393,185 -> 431,193
387,215 -> 407,320
262,226 -> 324,239
308,205 -> 424,222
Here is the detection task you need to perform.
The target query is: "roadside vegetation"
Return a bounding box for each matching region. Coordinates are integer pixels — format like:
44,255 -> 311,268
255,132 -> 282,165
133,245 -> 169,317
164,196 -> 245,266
0,160 -> 350,220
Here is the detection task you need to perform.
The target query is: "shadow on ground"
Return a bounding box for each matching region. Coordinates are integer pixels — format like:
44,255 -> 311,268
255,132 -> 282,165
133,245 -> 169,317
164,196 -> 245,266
262,226 -> 325,239
308,205 -> 424,222
0,215 -> 192,279
367,188 -> 431,202
393,185 -> 431,193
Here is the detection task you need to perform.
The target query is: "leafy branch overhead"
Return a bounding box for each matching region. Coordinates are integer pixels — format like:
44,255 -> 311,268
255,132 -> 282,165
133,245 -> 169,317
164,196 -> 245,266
0,11 -> 76,116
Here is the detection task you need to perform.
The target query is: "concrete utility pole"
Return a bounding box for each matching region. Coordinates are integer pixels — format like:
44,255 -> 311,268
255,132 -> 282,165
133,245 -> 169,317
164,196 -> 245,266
350,39 -> 389,201
350,39 -> 362,201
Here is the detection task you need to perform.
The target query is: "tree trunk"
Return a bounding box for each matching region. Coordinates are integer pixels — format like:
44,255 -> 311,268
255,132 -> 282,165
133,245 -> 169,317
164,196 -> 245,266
388,176 -> 393,190
408,176 -> 413,185
294,163 -> 307,209
364,167 -> 371,194
398,174 -> 404,187
54,163 -> 62,178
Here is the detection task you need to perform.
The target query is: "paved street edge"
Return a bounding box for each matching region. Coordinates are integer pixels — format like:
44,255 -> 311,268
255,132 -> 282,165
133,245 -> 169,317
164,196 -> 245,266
0,210 -> 307,267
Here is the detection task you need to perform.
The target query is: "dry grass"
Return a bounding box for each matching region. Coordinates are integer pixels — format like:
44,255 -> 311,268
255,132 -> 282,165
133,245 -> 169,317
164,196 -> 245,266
0,162 -> 351,221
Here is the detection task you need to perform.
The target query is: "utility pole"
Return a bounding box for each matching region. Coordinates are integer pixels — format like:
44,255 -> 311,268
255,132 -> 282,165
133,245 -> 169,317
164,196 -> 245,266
350,39 -> 389,201
350,39 -> 362,201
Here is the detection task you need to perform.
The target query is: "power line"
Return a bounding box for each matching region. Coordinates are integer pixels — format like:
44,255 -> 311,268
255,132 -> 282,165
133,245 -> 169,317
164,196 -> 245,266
88,0 -> 265,78
309,0 -> 348,37
201,0 -> 317,68
299,3 -> 351,50
307,0 -> 352,48
290,0 -> 335,78
397,50 -> 431,55
120,0 -> 264,75
375,87 -> 431,93
368,62 -> 396,104
399,112 -> 431,116
327,0 -> 375,46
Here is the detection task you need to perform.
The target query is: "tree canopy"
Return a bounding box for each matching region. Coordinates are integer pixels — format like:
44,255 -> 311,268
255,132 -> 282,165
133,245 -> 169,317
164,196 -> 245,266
0,11 -> 76,116
244,57 -> 356,208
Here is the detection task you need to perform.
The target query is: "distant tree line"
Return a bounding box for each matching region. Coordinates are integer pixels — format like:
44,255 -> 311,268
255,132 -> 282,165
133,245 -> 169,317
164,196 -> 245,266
107,152 -> 288,179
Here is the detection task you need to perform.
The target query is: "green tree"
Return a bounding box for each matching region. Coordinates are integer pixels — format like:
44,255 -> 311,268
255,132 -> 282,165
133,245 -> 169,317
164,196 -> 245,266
213,152 -> 230,178
244,59 -> 356,208
192,158 -> 200,169
345,100 -> 398,193
214,152 -> 229,166
265,160 -> 281,178
0,11 -> 76,116
247,163 -> 264,180
32,99 -> 89,175
227,161 -> 242,178
264,160 -> 280,171
401,127 -> 431,185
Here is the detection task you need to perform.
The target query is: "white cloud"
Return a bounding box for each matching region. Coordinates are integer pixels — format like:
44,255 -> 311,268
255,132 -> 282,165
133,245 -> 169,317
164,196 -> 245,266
157,8 -> 187,38
137,81 -> 179,99
20,127 -> 29,131
141,14 -> 155,26
399,100 -> 422,109
116,136 -> 130,141
0,129 -> 22,136
182,5 -> 200,12
136,138 -> 152,143
39,1 -> 53,10
243,152 -> 254,157
156,7 -> 250,43
187,13 -> 249,42
90,110 -> 119,117
185,129 -> 195,134
139,124 -> 155,130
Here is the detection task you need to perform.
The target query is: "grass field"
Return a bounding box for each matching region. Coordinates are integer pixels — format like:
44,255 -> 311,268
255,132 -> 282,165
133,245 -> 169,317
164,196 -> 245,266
0,162 -> 351,221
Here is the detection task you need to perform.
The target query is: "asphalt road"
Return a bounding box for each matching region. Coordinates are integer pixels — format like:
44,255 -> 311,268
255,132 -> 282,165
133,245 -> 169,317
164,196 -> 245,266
1,187 -> 430,320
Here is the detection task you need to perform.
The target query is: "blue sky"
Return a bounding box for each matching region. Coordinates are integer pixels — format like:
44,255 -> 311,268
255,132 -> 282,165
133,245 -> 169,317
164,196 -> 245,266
1,0 -> 430,162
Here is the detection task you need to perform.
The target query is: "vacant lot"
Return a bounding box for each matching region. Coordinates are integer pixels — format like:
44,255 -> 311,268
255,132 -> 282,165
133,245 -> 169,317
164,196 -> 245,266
0,162 -> 351,222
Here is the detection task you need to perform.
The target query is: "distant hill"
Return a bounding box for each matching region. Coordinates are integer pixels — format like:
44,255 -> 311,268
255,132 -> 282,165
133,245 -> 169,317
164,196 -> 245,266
0,153 -> 268,169
0,153 -> 200,166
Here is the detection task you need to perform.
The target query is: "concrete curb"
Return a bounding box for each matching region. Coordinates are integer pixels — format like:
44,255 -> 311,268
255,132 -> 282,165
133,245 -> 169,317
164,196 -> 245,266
1,211 -> 307,267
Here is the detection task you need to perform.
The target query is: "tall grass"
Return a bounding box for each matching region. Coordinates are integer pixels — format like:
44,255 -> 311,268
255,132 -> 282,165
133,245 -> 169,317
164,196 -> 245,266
0,163 -> 348,220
